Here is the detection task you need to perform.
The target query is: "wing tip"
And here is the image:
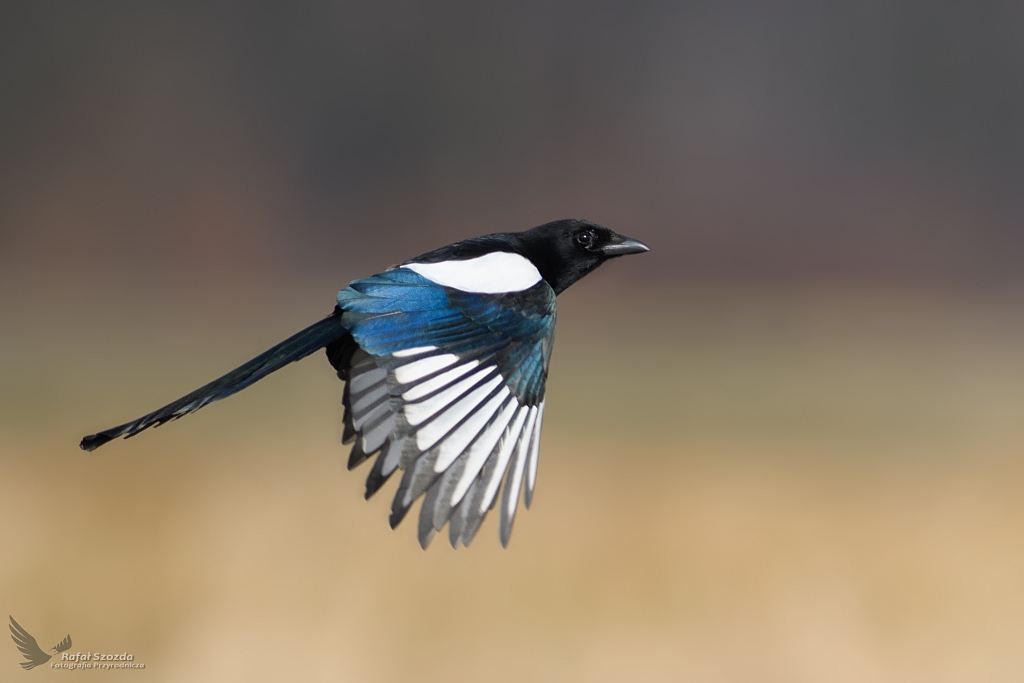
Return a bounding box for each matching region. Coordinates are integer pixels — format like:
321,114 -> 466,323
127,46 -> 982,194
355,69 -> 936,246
388,499 -> 412,529
347,440 -> 369,470
417,526 -> 435,550
364,456 -> 393,500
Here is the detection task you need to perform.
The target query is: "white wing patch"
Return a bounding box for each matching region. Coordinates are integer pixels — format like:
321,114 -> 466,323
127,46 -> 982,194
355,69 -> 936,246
402,252 -> 542,294
344,347 -> 547,548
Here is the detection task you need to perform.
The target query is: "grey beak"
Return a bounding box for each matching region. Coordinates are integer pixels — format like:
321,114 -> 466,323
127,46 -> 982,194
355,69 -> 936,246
600,235 -> 650,257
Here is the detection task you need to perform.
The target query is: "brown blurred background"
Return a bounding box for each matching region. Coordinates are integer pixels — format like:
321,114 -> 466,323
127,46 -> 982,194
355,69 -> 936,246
2,2 -> 1024,681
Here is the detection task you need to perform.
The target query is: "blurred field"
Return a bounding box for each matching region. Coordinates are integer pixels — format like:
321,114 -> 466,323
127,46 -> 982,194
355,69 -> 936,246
2,2 -> 1024,680
3,282 -> 1024,682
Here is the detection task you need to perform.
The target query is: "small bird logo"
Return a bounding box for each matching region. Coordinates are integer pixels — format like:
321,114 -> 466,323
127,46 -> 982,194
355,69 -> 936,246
9,617 -> 72,670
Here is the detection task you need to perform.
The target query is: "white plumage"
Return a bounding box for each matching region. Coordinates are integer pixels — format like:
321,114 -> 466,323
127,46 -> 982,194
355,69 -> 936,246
402,252 -> 542,293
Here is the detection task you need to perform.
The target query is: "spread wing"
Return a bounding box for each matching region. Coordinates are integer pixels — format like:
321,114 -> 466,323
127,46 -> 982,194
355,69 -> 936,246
334,268 -> 555,548
9,616 -> 51,670
53,634 -> 72,653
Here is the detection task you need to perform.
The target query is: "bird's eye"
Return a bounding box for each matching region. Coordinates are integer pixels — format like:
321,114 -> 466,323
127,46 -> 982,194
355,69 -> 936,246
576,230 -> 596,248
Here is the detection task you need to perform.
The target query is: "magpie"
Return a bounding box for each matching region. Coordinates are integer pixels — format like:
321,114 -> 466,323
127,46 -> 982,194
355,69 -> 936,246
80,219 -> 649,548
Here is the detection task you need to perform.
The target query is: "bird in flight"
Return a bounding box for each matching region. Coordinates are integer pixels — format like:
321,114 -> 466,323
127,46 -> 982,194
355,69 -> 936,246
80,219 -> 648,548
9,616 -> 72,670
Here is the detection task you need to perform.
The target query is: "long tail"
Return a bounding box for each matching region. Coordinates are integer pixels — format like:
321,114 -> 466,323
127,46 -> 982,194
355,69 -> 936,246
80,310 -> 349,452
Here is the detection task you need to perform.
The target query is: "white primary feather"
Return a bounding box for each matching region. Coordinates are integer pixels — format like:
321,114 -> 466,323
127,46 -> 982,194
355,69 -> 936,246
433,387 -> 510,472
526,400 -> 545,494
361,413 -> 395,453
394,354 -> 459,384
480,406 -> 533,513
392,345 -> 437,358
350,382 -> 388,415
350,366 -> 387,393
403,366 -> 494,427
414,374 -> 504,452
450,399 -> 520,506
402,361 -> 479,402
353,398 -> 390,431
381,436 -> 407,475
504,409 -> 535,517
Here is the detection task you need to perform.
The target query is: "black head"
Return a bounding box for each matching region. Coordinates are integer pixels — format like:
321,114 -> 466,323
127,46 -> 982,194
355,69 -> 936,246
513,219 -> 649,294
404,219 -> 649,295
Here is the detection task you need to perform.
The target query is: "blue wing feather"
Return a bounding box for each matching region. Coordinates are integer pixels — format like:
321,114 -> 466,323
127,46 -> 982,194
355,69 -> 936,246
337,268 -> 555,405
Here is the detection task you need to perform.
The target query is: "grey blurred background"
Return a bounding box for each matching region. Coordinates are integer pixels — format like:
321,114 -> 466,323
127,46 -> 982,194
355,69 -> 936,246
2,2 -> 1024,682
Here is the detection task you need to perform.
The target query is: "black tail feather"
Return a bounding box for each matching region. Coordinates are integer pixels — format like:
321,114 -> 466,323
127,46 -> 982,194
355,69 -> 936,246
80,311 -> 350,451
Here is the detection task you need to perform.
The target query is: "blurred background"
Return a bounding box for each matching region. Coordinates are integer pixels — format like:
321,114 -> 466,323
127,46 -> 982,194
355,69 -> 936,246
2,1 -> 1024,681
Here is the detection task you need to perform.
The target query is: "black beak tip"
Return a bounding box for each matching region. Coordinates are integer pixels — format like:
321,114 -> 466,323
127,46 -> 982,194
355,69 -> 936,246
602,236 -> 650,257
627,238 -> 650,253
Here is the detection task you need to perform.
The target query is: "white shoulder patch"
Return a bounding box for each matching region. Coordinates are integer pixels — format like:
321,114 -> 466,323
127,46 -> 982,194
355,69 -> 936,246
402,252 -> 542,294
